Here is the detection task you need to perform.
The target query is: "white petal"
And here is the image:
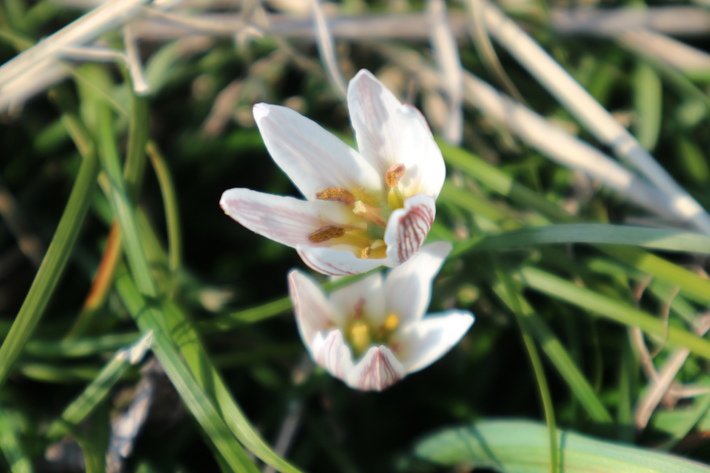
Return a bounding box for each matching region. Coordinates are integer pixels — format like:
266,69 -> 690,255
329,272 -> 385,326
311,330 -> 355,381
384,194 -> 436,265
297,246 -> 389,276
383,241 -> 453,325
220,188 -> 353,248
288,270 -> 334,354
348,71 -> 445,198
396,105 -> 446,199
398,311 -> 474,374
347,69 -> 405,174
346,345 -> 406,391
253,103 -> 382,201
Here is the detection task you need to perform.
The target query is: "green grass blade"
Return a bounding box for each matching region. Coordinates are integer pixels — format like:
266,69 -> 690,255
414,419 -> 710,472
492,282 -> 612,423
492,269 -> 560,473
0,408 -> 32,473
114,269 -> 261,473
520,266 -> 710,359
0,116 -> 98,390
632,61 -> 662,151
471,224 -> 710,254
88,75 -> 303,472
46,332 -> 153,440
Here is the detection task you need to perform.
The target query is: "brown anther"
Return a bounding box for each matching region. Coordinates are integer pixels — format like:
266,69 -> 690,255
385,163 -> 406,187
353,299 -> 365,320
308,225 -> 345,243
315,188 -> 356,205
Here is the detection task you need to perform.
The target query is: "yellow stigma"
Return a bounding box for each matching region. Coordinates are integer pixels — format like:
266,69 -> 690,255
315,187 -> 356,205
308,225 -> 345,243
385,163 -> 406,187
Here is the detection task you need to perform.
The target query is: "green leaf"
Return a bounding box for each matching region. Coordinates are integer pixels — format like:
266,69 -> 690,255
414,419 -> 710,472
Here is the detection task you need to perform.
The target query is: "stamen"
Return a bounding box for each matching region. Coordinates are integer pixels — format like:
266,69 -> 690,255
360,240 -> 387,260
315,187 -> 356,205
383,313 -> 400,331
308,225 -> 345,243
385,163 -> 406,188
349,321 -> 371,357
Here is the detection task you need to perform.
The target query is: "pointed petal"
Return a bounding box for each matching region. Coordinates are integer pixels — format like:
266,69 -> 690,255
384,194 -> 436,265
398,311 -> 474,374
330,272 -> 385,326
348,69 -> 404,174
311,329 -> 355,381
348,70 -> 445,198
253,103 -> 382,200
346,346 -> 406,391
220,188 -> 352,248
297,246 -> 389,276
396,105 -> 446,199
384,241 -> 453,325
288,269 -> 334,353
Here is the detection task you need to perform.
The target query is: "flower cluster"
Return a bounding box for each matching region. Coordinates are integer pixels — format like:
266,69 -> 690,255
221,69 -> 474,391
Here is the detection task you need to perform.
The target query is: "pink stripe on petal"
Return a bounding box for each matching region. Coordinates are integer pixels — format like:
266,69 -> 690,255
347,346 -> 405,392
312,330 -> 354,381
385,194 -> 436,265
220,188 -> 351,248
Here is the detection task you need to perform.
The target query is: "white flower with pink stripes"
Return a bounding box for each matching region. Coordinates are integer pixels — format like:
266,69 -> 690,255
220,69 -> 445,275
288,242 -> 474,391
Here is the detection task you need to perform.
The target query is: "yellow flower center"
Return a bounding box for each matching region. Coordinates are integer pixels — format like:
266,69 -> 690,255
345,311 -> 401,359
309,164 -> 407,259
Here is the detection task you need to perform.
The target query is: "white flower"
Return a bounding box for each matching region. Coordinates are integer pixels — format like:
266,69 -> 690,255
288,242 -> 474,391
220,69 -> 445,276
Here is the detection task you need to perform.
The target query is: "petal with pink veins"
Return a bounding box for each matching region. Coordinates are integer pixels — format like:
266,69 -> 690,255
383,242 -> 452,326
397,311 -> 474,374
384,194 -> 436,265
311,330 -> 355,381
253,103 -> 382,201
288,270 -> 335,353
220,188 -> 354,248
297,245 -> 391,276
346,346 -> 406,391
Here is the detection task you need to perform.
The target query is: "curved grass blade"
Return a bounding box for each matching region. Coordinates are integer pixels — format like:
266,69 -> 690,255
46,332 -> 153,440
520,266 -> 710,360
414,419 -> 710,472
0,111 -> 98,390
470,224 -> 710,254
